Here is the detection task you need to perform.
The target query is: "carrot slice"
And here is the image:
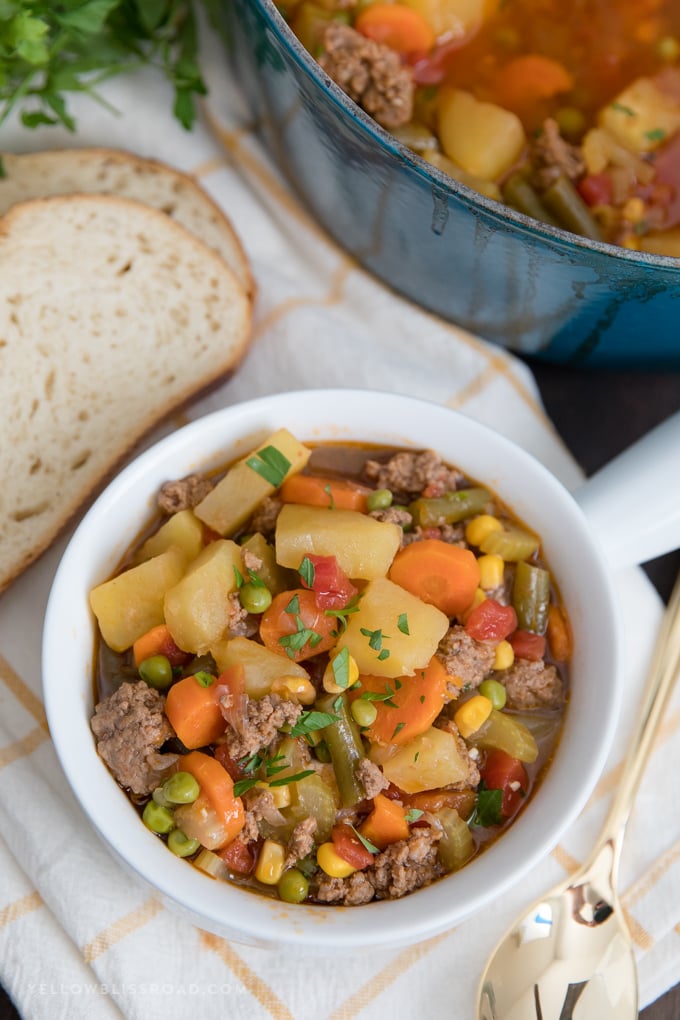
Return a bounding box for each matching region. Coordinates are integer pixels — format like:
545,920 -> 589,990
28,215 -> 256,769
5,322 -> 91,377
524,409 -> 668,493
359,793 -> 410,850
547,603 -> 572,662
355,3 -> 435,59
351,655 -> 449,746
388,539 -> 480,617
164,674 -> 227,749
132,623 -> 188,667
279,473 -> 371,512
494,54 -> 574,113
179,750 -> 244,845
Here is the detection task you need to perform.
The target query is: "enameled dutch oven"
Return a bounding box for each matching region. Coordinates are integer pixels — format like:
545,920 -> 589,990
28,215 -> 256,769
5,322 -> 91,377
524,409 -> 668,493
220,0 -> 680,367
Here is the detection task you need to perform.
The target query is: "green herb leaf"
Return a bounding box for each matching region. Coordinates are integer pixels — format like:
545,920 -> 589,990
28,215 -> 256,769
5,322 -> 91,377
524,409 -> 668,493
233,565 -> 244,589
331,646 -> 353,689
245,445 -> 291,487
645,127 -> 666,142
285,594 -> 300,615
350,824 -> 379,855
470,785 -> 504,827
299,556 -> 315,589
397,613 -> 410,635
269,769 -> 315,787
194,671 -> 215,688
404,808 -> 424,824
325,594 -> 361,632
289,710 -> 339,737
391,721 -> 405,739
232,777 -> 259,797
611,102 -> 636,116
323,483 -> 335,509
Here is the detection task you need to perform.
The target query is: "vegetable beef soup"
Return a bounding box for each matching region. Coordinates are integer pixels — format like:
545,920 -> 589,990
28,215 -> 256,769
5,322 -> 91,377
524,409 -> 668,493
280,0 -> 680,255
90,431 -> 570,906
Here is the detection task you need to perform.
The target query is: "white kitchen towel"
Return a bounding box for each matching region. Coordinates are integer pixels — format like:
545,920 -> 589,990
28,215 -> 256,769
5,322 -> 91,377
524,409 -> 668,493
0,18 -> 677,1020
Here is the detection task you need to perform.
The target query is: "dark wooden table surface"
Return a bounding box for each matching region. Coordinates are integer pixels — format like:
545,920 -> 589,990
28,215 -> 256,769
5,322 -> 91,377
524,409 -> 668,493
1,359 -> 678,1020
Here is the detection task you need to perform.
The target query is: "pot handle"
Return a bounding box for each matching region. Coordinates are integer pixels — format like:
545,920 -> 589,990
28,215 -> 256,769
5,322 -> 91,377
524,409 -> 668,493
571,410 -> 680,569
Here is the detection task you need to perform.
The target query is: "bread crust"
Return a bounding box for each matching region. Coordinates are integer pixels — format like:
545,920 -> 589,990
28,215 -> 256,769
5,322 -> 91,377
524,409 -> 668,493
0,192 -> 252,594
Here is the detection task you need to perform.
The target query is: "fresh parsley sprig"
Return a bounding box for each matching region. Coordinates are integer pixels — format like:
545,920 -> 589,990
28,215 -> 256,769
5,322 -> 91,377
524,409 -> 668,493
0,0 -> 207,131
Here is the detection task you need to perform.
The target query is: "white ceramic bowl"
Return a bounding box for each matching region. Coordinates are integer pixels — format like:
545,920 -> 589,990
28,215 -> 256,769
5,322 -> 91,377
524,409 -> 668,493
41,390 -> 679,950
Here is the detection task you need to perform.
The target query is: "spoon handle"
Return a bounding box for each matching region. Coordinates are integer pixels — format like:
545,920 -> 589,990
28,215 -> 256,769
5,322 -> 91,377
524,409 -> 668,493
595,569 -> 680,868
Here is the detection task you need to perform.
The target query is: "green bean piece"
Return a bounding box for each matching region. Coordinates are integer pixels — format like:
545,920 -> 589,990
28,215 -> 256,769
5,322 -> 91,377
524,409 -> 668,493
512,561 -> 551,634
278,868 -> 310,904
317,693 -> 366,807
239,581 -> 273,614
366,488 -> 393,512
139,654 -> 173,690
410,487 -> 491,527
541,174 -> 604,241
142,801 -> 175,834
314,741 -> 332,764
167,828 -> 200,858
162,771 -> 200,805
502,174 -> 559,227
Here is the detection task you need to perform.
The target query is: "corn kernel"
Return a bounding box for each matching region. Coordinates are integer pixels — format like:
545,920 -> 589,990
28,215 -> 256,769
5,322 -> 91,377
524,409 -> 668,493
270,675 -> 317,705
477,553 -> 504,590
322,651 -> 359,695
465,514 -> 503,547
256,780 -> 292,809
622,197 -> 646,224
254,839 -> 286,885
317,842 -> 356,878
493,640 -> 515,671
454,694 -> 493,738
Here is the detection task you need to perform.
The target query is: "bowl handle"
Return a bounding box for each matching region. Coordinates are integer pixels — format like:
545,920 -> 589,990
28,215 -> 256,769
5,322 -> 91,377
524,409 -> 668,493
572,410 -> 680,569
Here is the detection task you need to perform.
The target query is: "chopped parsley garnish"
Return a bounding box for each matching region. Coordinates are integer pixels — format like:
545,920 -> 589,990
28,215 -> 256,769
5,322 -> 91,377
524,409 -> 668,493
285,594 -> 300,615
232,750 -> 315,796
404,808 -> 424,824
331,646 -> 353,689
233,565 -> 244,588
391,721 -> 406,740
325,594 -> 361,633
470,785 -> 504,828
269,769 -> 315,787
611,102 -> 635,116
245,445 -> 291,487
289,709 -> 339,737
350,824 -> 379,855
360,626 -> 390,659
645,127 -> 666,142
323,484 -> 336,509
397,613 -> 410,635
194,671 -> 215,687
299,556 -> 315,588
360,681 -> 399,709
278,615 -> 323,659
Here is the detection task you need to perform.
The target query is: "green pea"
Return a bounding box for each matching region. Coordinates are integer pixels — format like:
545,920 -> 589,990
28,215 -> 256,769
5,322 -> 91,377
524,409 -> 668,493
555,106 -> 586,140
366,488 -> 393,512
239,581 -> 273,614
142,800 -> 175,834
162,771 -> 200,804
350,699 -> 378,728
479,678 -> 507,711
277,868 -> 309,904
167,828 -> 200,858
139,654 -> 173,690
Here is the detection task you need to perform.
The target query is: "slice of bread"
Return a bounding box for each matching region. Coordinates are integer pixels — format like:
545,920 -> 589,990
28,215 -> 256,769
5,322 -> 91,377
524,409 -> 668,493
0,193 -> 252,593
0,147 -> 254,298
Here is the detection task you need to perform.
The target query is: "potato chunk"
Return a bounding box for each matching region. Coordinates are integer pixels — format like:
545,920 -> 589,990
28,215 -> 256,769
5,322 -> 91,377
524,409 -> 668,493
211,636 -> 310,699
194,429 -> 311,536
275,504 -> 401,580
90,546 -> 186,652
599,77 -> 680,153
134,509 -> 204,565
438,87 -> 525,180
336,577 -> 449,678
164,540 -> 242,655
376,726 -> 472,793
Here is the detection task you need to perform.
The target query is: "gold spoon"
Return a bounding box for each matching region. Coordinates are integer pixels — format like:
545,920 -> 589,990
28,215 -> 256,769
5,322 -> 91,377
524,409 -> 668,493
478,569 -> 680,1020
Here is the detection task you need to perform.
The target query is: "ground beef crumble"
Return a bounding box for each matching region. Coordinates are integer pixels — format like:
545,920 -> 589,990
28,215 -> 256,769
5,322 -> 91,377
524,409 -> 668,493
157,473 -> 213,514
531,117 -> 586,190
285,817 -> 318,868
249,496 -> 282,537
365,449 -> 463,501
437,625 -> 497,696
314,828 -> 443,905
319,23 -> 414,130
219,693 -> 303,760
91,681 -> 176,795
500,658 -> 564,711
356,757 -> 388,799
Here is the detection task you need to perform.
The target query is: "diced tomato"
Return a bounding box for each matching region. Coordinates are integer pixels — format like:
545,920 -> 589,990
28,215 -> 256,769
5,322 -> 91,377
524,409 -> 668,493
218,838 -> 257,876
509,630 -> 547,661
259,588 -> 338,662
480,749 -> 529,819
465,599 -> 518,642
299,554 -> 358,610
213,743 -> 246,782
331,822 -> 374,870
411,36 -> 470,84
578,173 -> 613,207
